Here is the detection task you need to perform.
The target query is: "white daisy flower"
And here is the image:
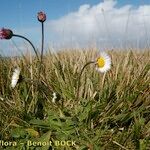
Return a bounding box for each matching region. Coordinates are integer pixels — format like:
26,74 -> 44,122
96,52 -> 111,73
11,67 -> 21,88
52,92 -> 57,103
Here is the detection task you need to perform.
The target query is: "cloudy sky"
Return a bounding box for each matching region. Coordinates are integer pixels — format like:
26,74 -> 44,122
0,0 -> 150,56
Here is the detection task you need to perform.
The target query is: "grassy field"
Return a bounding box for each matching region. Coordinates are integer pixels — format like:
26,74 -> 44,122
0,49 -> 150,150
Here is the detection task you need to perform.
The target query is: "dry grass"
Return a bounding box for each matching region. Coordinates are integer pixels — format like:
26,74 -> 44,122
0,49 -> 150,150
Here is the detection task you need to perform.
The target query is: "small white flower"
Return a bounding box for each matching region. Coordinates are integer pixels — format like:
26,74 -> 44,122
52,92 -> 57,103
119,127 -> 124,131
96,52 -> 111,73
11,67 -> 21,88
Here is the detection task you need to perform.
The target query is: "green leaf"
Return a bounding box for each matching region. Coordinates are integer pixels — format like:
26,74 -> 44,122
11,127 -> 26,139
29,119 -> 50,127
36,131 -> 51,150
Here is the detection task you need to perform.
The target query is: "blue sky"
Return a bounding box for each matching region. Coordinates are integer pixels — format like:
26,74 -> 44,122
0,0 -> 150,56
1,0 -> 101,28
1,0 -> 149,28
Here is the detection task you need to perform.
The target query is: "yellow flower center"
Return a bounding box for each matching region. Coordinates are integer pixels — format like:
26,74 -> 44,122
97,57 -> 105,68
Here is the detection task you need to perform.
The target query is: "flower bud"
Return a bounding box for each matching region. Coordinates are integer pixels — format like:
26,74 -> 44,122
37,11 -> 46,22
0,28 -> 13,39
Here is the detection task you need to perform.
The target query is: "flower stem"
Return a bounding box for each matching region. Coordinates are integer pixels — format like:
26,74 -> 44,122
37,21 -> 44,80
76,61 -> 95,100
41,22 -> 44,63
34,22 -> 45,119
13,34 -> 39,61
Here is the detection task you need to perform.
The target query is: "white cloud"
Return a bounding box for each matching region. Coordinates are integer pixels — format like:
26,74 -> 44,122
47,0 -> 150,49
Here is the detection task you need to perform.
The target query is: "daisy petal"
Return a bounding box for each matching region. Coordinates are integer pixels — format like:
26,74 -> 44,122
96,52 -> 111,73
11,67 -> 21,88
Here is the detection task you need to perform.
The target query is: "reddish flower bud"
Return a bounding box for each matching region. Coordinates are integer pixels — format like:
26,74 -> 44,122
37,11 -> 46,22
0,28 -> 13,39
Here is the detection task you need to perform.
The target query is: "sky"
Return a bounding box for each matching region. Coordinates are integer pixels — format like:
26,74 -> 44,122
0,0 -> 150,56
